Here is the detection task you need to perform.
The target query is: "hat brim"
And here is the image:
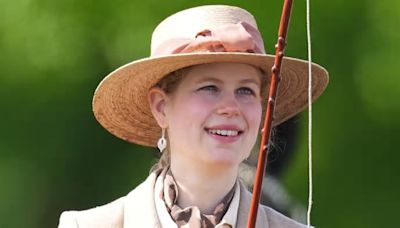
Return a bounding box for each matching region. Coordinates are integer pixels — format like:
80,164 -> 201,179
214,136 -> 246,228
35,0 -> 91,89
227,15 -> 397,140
92,52 -> 328,147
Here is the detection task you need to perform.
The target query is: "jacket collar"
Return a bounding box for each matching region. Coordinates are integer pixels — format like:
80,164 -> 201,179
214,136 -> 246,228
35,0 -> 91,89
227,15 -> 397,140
236,180 -> 270,228
122,171 -> 269,228
123,172 -> 161,228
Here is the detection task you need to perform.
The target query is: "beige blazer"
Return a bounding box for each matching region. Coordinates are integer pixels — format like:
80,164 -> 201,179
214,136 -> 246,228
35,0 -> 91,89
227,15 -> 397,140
58,172 -> 307,228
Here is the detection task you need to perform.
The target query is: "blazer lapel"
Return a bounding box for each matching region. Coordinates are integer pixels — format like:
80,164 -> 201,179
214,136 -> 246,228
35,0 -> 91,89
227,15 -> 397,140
123,172 -> 161,228
236,181 -> 270,228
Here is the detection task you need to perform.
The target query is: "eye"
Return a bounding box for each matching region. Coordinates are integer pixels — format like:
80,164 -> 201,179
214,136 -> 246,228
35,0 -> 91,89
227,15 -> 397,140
198,85 -> 219,93
236,87 -> 255,96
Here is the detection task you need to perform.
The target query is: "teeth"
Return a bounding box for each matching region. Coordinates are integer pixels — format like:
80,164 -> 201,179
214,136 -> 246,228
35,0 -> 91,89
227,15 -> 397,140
208,129 -> 239,136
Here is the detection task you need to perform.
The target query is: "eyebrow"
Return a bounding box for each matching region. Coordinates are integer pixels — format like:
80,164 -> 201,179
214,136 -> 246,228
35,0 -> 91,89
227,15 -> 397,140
196,77 -> 261,87
195,77 -> 222,84
240,79 -> 261,87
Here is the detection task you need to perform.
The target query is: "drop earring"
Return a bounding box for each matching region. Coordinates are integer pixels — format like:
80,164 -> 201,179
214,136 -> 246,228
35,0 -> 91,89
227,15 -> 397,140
157,128 -> 167,153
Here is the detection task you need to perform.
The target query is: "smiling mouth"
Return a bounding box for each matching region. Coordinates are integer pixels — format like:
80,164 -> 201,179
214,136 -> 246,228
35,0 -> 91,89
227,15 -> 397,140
205,128 -> 243,137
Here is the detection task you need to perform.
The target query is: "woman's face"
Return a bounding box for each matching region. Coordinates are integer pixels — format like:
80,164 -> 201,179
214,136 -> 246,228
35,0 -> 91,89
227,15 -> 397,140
164,62 -> 263,167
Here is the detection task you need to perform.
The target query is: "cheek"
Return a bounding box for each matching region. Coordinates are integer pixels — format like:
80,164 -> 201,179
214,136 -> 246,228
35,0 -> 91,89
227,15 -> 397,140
243,102 -> 263,128
167,94 -> 213,130
177,94 -> 215,115
166,95 -> 214,152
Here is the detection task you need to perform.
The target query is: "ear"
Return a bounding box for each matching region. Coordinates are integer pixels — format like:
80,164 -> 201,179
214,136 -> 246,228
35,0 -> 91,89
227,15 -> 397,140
148,87 -> 169,128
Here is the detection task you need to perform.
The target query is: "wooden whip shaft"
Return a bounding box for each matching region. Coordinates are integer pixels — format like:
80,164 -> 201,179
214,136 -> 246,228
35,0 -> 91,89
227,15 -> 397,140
247,0 -> 294,227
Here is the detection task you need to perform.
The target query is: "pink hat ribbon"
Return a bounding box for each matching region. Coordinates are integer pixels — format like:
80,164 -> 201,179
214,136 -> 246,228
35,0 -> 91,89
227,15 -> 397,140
153,21 -> 266,56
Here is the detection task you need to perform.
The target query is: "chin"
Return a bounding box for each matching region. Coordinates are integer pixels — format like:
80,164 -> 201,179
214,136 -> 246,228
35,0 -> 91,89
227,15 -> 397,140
203,151 -> 243,167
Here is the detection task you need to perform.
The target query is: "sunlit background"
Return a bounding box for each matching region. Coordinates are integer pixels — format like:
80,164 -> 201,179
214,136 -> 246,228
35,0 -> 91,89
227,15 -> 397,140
1,0 -> 399,227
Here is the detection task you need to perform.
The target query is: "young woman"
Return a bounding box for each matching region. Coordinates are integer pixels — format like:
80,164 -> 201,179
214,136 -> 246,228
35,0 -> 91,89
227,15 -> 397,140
58,5 -> 328,228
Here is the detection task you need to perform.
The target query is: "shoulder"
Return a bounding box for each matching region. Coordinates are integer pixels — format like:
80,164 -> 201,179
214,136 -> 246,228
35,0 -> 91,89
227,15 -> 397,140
237,181 -> 308,228
58,197 -> 125,228
260,205 -> 308,228
58,172 -> 158,228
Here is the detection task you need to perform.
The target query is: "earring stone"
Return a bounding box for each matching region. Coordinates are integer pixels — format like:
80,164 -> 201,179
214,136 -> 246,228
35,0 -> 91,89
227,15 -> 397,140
157,128 -> 167,153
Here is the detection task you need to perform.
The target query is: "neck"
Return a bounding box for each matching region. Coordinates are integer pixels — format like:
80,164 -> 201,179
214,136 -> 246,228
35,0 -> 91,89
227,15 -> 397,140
170,156 -> 238,214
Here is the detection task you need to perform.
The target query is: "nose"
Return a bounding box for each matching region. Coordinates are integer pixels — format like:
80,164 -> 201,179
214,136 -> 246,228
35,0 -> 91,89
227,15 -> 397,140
216,92 -> 240,118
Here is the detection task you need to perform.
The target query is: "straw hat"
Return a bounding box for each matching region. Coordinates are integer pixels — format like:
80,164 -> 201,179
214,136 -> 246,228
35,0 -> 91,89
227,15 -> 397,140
92,5 -> 329,147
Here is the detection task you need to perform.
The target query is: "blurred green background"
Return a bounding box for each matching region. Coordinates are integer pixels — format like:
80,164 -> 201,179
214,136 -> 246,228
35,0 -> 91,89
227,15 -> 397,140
1,0 -> 399,227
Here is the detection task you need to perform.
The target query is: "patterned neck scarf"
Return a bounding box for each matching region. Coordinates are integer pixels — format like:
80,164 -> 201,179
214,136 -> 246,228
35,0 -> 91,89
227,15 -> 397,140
160,168 -> 235,228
